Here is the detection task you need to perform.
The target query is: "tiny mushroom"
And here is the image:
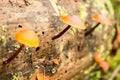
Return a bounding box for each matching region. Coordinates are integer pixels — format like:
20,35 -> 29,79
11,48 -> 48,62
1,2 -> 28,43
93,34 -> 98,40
93,14 -> 112,26
30,69 -> 48,80
94,55 -> 103,64
3,29 -> 39,64
85,14 -> 112,36
99,61 -> 110,72
52,15 -> 85,40
60,15 -> 85,28
36,73 -> 49,80
94,55 -> 110,72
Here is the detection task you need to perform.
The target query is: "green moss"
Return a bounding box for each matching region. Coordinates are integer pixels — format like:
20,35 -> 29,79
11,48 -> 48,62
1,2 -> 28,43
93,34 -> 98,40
0,25 -> 7,32
78,3 -> 88,21
69,27 -> 78,35
0,36 -> 5,41
84,63 -> 96,74
12,72 -> 24,80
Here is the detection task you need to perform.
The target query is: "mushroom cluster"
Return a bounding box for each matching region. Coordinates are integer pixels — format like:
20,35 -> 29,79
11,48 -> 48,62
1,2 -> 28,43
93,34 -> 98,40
52,14 -> 112,40
3,13 -> 112,66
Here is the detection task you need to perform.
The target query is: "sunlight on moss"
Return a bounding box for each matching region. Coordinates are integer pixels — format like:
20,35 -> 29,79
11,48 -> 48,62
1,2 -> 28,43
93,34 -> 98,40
69,27 -> 78,35
58,6 -> 68,16
35,65 -> 40,69
99,45 -> 105,53
12,72 -> 24,80
12,44 -> 20,50
116,72 -> 120,80
104,0 -> 114,17
0,35 -> 6,46
84,64 -> 96,74
78,4 -> 88,21
53,0 -> 58,3
0,36 -> 5,41
89,70 -> 102,80
0,25 -> 7,32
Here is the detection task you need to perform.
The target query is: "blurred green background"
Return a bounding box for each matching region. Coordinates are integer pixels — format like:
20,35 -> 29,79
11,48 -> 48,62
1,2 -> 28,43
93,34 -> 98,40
89,0 -> 120,80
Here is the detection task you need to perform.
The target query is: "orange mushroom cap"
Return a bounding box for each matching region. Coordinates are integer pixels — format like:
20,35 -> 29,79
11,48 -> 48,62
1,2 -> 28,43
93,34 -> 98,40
60,15 -> 85,29
37,73 -> 49,80
94,55 -> 103,64
94,55 -> 110,72
15,29 -> 39,47
99,61 -> 110,72
93,14 -> 112,26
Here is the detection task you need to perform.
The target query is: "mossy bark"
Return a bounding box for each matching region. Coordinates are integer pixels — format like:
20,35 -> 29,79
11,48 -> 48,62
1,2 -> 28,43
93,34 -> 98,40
0,0 -> 114,80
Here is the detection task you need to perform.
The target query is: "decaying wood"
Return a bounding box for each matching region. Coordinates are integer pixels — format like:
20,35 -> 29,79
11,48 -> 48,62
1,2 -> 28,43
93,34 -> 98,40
0,0 -> 114,80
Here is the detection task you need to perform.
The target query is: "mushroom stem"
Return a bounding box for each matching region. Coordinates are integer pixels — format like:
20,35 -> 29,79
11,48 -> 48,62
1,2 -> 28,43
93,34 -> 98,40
52,25 -> 71,40
85,22 -> 100,36
3,44 -> 25,65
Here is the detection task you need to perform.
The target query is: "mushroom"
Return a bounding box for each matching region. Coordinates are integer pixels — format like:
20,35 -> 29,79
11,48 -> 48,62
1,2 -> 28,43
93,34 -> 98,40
85,14 -> 112,36
30,69 -> 48,80
94,55 -> 110,72
36,73 -> 48,80
3,29 -> 39,64
99,61 -> 110,72
52,15 -> 85,40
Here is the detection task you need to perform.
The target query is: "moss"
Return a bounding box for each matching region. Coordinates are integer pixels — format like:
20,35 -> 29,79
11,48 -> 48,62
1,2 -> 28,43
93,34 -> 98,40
12,72 -> 24,80
0,25 -> 7,32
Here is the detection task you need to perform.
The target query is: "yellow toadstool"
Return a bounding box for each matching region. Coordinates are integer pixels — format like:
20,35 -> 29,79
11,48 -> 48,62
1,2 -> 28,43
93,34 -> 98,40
3,29 -> 39,64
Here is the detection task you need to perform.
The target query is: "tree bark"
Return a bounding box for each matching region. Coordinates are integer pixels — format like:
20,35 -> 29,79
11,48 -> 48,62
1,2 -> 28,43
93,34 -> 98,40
0,0 -> 114,80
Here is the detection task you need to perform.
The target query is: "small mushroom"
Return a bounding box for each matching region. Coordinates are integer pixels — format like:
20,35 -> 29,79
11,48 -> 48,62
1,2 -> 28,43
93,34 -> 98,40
99,61 -> 110,72
52,15 -> 85,40
30,69 -> 48,80
3,29 -> 39,64
94,55 -> 110,72
94,55 -> 103,64
36,73 -> 48,80
93,14 -> 112,26
85,14 -> 112,36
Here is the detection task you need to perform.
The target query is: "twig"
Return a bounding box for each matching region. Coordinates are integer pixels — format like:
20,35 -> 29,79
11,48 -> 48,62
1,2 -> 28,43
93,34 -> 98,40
108,63 -> 120,80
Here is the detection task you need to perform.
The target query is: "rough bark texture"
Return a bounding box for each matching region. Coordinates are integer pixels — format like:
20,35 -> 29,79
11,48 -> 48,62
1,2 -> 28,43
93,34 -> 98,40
0,0 -> 114,80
